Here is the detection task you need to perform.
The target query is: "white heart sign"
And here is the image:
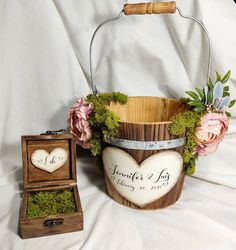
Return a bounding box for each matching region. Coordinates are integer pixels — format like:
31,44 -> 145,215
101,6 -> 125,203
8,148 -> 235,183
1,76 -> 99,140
102,147 -> 183,207
31,148 -> 68,173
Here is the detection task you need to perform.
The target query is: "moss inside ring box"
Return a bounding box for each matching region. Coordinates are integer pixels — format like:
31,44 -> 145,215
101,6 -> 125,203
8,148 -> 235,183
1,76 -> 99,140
19,134 -> 83,239
27,189 -> 76,219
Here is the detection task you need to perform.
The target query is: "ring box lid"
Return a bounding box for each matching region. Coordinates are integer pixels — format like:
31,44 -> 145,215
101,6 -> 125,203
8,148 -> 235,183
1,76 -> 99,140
21,134 -> 77,190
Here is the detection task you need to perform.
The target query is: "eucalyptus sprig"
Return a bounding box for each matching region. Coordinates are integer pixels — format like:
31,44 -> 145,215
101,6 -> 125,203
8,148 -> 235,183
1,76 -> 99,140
170,70 -> 235,176
183,70 -> 236,115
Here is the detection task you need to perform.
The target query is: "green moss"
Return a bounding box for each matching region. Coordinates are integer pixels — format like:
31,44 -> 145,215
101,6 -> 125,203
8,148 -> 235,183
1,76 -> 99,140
86,92 -> 128,156
183,128 -> 197,163
90,136 -> 102,156
185,156 -> 197,175
169,111 -> 202,175
27,190 -> 76,219
86,92 -> 128,106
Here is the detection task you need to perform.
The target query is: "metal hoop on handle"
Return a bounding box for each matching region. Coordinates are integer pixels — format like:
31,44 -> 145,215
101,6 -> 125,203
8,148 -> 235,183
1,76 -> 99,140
89,10 -> 123,94
175,7 -> 211,87
89,2 -> 212,94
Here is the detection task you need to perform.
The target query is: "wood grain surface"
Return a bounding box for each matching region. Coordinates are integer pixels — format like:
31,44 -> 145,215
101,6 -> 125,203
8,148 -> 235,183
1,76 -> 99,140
105,97 -> 186,209
20,186 -> 83,239
20,134 -> 83,239
124,2 -> 176,15
21,134 -> 77,189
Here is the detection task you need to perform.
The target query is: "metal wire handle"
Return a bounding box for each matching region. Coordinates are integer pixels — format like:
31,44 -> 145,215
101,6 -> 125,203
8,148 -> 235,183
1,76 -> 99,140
89,4 -> 212,94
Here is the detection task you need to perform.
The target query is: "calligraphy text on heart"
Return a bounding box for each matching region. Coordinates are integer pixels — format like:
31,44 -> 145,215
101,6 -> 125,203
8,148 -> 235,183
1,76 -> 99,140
102,147 -> 183,207
31,148 -> 68,173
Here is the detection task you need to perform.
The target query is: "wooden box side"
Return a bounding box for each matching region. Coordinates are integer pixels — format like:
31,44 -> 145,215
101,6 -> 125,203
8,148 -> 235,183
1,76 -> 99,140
20,185 -> 83,239
22,134 -> 77,189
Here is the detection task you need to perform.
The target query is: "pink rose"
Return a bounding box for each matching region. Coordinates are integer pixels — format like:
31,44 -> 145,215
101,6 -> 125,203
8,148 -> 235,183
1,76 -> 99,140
194,112 -> 229,156
68,98 -> 93,149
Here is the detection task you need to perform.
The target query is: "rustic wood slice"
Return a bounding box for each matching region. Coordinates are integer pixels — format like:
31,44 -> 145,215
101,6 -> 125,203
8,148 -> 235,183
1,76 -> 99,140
105,96 -> 186,209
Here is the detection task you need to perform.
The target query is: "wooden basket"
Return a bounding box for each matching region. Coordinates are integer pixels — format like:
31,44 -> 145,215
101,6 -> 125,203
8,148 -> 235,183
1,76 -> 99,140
102,97 -> 187,209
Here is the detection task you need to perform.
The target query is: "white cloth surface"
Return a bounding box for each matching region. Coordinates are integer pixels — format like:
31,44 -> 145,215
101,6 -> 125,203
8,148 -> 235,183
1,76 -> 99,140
0,0 -> 236,249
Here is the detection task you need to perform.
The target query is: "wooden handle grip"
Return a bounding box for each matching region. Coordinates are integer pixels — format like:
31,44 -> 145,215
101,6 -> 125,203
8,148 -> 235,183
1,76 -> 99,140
124,2 -> 176,15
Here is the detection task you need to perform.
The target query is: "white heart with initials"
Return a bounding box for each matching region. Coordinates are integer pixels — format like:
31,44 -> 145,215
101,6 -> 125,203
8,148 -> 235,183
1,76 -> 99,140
102,147 -> 183,207
31,148 -> 68,173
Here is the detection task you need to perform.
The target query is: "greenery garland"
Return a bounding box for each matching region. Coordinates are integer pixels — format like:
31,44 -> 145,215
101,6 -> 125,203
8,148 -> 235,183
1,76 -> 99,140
68,71 -> 234,176
169,70 -> 235,175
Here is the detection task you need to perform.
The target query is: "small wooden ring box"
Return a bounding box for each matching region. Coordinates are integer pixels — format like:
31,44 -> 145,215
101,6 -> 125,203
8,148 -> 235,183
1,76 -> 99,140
19,134 -> 83,239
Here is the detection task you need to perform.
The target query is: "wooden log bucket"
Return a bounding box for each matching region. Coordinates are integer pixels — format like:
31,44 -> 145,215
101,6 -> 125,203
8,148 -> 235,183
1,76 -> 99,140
102,97 -> 187,209
89,2 -> 211,209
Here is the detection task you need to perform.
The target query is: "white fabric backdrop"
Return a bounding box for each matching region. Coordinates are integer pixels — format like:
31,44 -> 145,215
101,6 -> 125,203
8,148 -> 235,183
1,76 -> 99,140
1,0 -> 236,249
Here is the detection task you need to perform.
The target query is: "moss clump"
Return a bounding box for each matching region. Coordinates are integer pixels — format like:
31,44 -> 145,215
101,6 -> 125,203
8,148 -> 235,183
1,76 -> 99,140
27,190 -> 76,219
86,92 -> 128,156
169,111 -> 202,175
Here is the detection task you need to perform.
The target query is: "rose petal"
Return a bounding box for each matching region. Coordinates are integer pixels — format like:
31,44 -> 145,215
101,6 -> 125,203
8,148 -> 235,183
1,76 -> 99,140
195,142 -> 219,156
68,98 -> 93,148
195,112 -> 229,156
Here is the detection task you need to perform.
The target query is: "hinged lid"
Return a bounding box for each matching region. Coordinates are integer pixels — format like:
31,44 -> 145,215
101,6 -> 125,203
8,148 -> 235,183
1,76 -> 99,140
21,134 -> 77,190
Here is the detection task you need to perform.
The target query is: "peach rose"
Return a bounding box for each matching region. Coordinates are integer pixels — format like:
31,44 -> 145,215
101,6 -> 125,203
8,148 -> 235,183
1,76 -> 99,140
194,112 -> 229,156
68,98 -> 93,149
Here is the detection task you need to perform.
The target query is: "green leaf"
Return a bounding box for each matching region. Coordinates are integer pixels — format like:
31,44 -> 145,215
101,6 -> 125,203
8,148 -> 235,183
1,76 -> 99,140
221,70 -> 231,83
208,78 -> 214,89
187,100 -> 204,107
195,88 -> 204,100
192,153 -> 199,161
193,106 -> 205,112
180,97 -> 190,104
216,71 -> 222,82
186,159 -> 196,176
186,166 -> 195,176
207,88 -> 213,104
226,111 -> 232,117
229,99 -> 236,108
186,91 -> 200,100
223,92 -> 230,97
224,86 -> 229,91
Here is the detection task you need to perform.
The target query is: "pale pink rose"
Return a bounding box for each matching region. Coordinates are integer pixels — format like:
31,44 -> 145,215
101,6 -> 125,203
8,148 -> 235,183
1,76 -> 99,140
194,112 -> 229,156
68,98 -> 93,149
